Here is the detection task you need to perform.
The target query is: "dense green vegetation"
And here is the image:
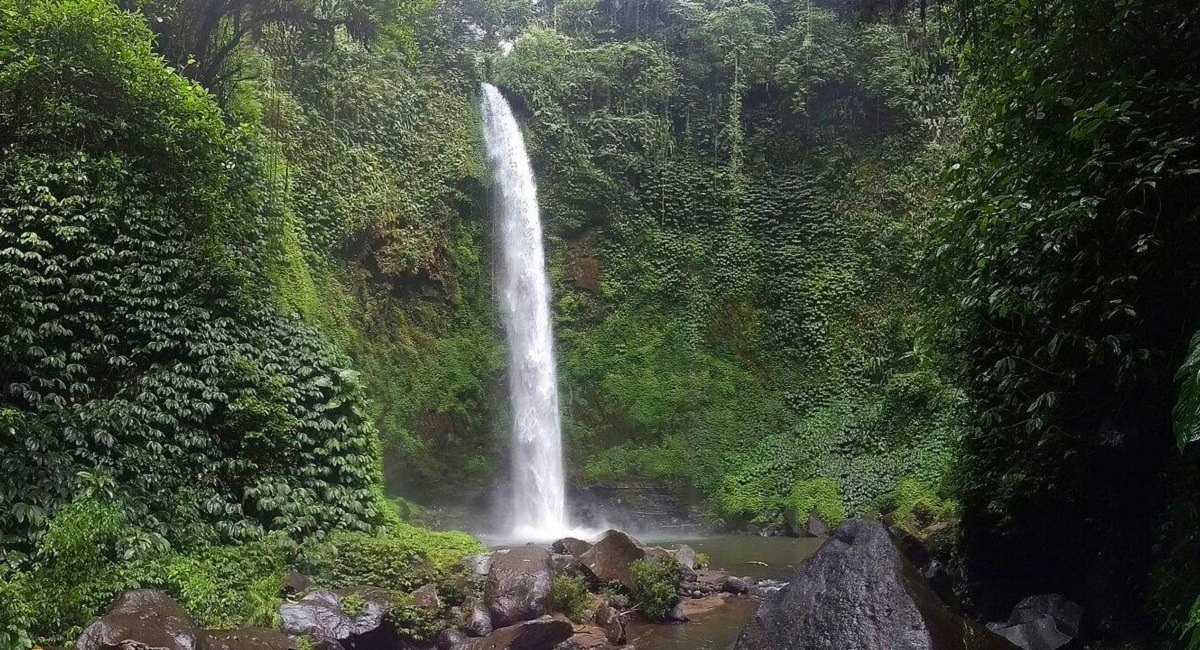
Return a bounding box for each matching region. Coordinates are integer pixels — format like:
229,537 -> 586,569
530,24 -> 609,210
1,0 -> 1199,647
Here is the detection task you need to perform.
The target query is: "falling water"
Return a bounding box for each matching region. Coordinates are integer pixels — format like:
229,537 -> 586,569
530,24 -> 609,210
480,83 -> 567,538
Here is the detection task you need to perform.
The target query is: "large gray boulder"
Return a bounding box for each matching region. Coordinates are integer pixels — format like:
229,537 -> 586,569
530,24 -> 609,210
77,590 -> 209,650
459,616 -> 574,650
485,546 -> 554,627
578,530 -> 647,590
733,519 -> 1021,650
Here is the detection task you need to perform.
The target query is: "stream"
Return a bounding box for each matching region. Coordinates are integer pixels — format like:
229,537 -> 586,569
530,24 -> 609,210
627,535 -> 822,650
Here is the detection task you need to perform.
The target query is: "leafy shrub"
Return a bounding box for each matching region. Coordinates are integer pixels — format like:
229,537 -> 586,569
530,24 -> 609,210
785,478 -> 847,528
387,591 -> 443,642
630,557 -> 682,622
876,477 -> 956,524
0,569 -> 33,650
0,0 -> 388,553
550,574 -> 592,622
119,536 -> 291,629
300,524 -> 482,594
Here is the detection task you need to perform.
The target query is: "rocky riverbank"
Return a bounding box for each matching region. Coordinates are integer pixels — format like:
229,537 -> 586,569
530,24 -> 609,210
65,519 -> 1082,650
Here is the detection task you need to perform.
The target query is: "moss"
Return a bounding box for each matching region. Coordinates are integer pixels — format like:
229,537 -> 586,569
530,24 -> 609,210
785,478 -> 848,528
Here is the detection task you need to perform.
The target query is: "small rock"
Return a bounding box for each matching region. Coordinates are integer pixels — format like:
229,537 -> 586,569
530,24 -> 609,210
665,602 -> 689,622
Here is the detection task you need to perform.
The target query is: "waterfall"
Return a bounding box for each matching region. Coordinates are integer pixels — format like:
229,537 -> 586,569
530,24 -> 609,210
480,83 -> 567,538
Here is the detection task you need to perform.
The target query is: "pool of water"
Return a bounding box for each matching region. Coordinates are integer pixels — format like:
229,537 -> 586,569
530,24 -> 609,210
628,535 -> 822,650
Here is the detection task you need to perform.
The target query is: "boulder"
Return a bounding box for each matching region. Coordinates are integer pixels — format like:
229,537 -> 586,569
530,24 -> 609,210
550,553 -> 586,577
674,545 -> 698,571
552,538 -> 594,558
462,597 -> 494,637
733,519 -> 1021,650
77,589 -> 209,650
279,587 -> 398,649
594,605 -> 625,645
462,553 -> 495,581
578,530 -> 647,591
437,628 -> 469,650
485,546 -> 553,627
459,617 -> 574,650
987,594 -> 1083,650
665,602 -> 689,622
410,584 -> 442,610
723,576 -> 750,595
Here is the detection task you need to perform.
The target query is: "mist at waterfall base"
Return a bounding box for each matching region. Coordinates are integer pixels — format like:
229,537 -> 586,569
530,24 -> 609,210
481,83 -> 602,542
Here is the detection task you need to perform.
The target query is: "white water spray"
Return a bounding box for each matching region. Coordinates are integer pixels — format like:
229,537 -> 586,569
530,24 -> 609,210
481,83 -> 567,538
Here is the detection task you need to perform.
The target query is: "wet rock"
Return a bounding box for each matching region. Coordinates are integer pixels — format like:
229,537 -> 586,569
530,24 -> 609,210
552,537 -> 594,557
463,597 -> 494,637
279,587 -> 397,649
595,605 -> 625,645
486,546 -> 553,627
579,530 -> 648,591
553,627 -> 616,650
77,590 -> 208,650
438,628 -> 469,650
551,553 -> 586,577
733,519 -> 1020,650
208,629 -> 313,650
459,616 -> 574,650
665,602 -> 689,622
462,553 -> 495,581
723,576 -> 750,594
411,584 -> 441,610
986,594 -> 1083,650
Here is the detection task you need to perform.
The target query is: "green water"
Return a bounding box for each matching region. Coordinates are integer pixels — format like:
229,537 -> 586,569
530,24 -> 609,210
628,535 -> 822,650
